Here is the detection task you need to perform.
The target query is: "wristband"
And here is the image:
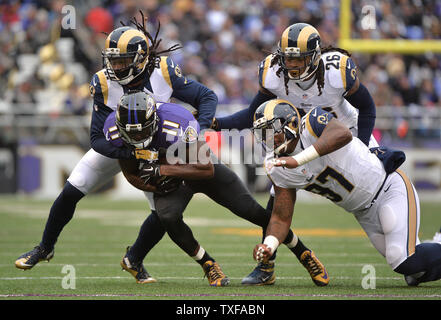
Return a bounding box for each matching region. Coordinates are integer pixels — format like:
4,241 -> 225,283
292,145 -> 319,166
263,235 -> 279,255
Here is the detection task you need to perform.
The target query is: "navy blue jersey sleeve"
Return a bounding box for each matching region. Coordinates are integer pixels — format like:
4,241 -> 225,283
216,89 -> 275,130
89,70 -> 133,159
304,107 -> 335,138
89,102 -> 133,159
345,82 -> 376,146
161,57 -> 217,130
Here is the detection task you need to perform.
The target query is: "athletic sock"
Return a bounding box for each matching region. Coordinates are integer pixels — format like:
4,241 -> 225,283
192,246 -> 214,266
289,238 -> 310,260
128,210 -> 166,262
40,182 -> 84,251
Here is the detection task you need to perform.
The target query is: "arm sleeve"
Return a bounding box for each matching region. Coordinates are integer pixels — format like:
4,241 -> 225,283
161,57 -> 218,131
89,102 -> 133,159
216,89 -> 275,130
345,82 -> 376,146
172,79 -> 218,130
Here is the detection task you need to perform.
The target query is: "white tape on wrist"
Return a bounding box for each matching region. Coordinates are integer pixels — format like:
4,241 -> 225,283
263,235 -> 279,255
292,145 -> 319,166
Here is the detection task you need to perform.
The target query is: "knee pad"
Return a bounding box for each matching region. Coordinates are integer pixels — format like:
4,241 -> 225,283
385,244 -> 404,269
379,205 -> 397,235
156,211 -> 183,228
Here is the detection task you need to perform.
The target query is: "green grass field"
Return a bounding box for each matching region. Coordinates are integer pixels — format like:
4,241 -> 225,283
1,194 -> 440,302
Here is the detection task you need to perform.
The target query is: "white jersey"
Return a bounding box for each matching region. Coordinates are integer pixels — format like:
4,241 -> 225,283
265,107 -> 386,212
259,51 -> 359,130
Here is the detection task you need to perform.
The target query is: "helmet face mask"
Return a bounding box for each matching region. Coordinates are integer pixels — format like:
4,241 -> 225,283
106,55 -> 138,80
102,27 -> 149,85
116,91 -> 158,149
282,55 -> 313,80
276,23 -> 321,82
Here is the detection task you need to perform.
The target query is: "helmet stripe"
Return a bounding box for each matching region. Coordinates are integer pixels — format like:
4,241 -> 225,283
133,94 -> 138,124
127,94 -> 132,124
297,25 -> 319,52
108,28 -> 129,48
118,29 -> 146,53
263,99 -> 280,121
105,31 -> 112,49
280,27 -> 292,51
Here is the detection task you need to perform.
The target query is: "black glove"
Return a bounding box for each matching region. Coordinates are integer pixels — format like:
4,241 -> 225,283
139,162 -> 161,185
155,176 -> 182,195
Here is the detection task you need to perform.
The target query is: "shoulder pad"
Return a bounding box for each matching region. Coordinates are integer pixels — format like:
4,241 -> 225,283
90,69 -> 109,106
302,107 -> 334,138
158,56 -> 188,89
103,111 -> 124,147
258,54 -> 279,90
323,52 -> 358,94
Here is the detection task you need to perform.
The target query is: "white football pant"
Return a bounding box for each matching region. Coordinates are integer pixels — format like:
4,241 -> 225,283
66,148 -> 155,209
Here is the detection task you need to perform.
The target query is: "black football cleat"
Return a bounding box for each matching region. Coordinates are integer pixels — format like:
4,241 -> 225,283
404,271 -> 425,287
15,246 -> 54,270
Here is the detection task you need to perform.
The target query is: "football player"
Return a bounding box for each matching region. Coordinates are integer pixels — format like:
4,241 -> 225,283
252,99 -> 441,287
107,90 -> 312,286
15,13 -> 217,275
211,22 -> 377,285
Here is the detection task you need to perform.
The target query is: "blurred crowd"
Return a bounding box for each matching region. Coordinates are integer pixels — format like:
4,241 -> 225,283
0,0 -> 441,142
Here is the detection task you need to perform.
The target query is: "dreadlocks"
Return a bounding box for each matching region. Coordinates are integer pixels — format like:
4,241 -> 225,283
125,11 -> 183,76
270,46 -> 352,96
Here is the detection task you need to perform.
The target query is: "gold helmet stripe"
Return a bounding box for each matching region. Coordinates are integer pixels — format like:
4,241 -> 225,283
263,99 -> 281,121
117,30 -> 146,54
297,25 -> 319,52
280,27 -> 291,51
105,30 -> 113,49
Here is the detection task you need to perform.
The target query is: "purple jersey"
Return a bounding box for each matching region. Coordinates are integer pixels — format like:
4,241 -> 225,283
103,102 -> 200,151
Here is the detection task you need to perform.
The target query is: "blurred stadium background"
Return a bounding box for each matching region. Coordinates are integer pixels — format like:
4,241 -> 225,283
0,0 -> 440,202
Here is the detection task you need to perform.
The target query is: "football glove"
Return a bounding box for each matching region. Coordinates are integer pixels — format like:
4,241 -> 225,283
134,149 -> 159,161
140,162 -> 161,185
155,176 -> 182,195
